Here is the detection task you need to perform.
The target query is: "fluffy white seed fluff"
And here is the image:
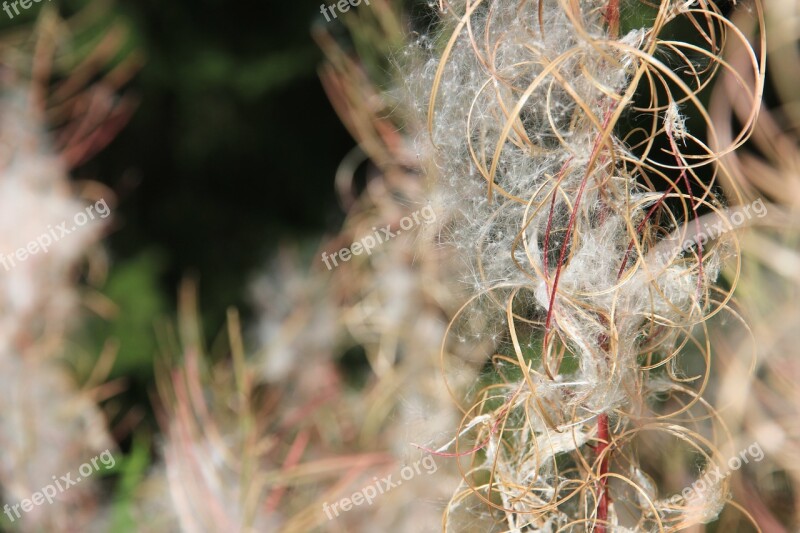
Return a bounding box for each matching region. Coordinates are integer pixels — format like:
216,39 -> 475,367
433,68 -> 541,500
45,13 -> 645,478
403,0 -> 726,529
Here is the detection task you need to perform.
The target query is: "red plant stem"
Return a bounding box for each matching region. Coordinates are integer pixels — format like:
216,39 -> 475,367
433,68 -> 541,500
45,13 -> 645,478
616,190 -> 671,279
604,0 -> 620,38
596,413 -> 610,533
544,107 -> 615,333
665,126 -> 704,296
596,3 -> 621,527
543,157 -> 574,275
541,104 -> 617,528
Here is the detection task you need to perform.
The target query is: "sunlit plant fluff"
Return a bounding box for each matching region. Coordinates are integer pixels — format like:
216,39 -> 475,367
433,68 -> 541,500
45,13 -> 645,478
404,0 -> 764,530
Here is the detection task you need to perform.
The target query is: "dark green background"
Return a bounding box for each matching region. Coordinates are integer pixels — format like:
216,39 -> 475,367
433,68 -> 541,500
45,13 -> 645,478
86,0 -> 353,325
56,0 -> 360,446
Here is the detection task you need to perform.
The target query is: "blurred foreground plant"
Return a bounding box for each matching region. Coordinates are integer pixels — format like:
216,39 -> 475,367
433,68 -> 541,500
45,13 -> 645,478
0,2 -> 139,530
